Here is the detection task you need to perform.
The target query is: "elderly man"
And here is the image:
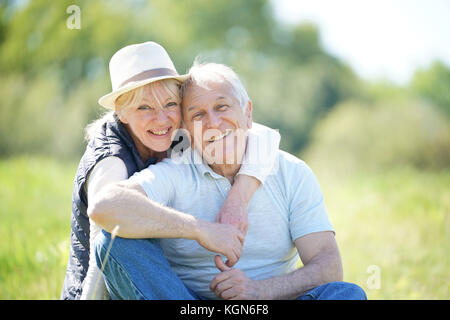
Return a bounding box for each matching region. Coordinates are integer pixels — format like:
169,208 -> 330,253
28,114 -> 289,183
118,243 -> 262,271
89,62 -> 366,300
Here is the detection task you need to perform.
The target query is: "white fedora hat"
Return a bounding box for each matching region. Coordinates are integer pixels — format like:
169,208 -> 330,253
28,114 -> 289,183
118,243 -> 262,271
98,41 -> 187,110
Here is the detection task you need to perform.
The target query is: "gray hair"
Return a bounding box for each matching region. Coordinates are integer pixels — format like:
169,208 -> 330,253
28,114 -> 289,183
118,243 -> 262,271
181,60 -> 250,110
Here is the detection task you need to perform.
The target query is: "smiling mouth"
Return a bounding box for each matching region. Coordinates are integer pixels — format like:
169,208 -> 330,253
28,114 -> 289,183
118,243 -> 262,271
207,129 -> 232,143
148,127 -> 171,136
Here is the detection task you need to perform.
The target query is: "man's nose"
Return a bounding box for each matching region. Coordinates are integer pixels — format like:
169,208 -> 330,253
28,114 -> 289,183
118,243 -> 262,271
206,112 -> 221,129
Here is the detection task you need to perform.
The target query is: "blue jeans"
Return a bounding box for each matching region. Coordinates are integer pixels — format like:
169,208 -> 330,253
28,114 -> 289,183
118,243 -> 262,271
94,230 -> 367,300
298,282 -> 367,300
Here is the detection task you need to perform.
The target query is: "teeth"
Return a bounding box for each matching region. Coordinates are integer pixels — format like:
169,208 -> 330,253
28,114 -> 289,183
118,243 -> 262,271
209,129 -> 232,142
150,128 -> 169,135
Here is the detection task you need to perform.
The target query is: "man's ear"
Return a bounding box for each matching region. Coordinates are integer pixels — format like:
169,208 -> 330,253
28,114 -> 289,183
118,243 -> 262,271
245,100 -> 253,129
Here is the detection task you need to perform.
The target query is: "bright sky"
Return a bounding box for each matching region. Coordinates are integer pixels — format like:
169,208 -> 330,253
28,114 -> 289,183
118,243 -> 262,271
272,0 -> 450,84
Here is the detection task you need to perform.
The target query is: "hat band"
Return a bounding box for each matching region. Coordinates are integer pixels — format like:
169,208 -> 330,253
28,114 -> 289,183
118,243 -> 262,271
118,68 -> 179,88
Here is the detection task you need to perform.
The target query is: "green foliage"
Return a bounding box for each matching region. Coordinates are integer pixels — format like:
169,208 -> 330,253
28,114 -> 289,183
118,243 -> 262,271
303,98 -> 450,175
0,72 -> 106,158
411,61 -> 450,116
0,0 -> 356,159
247,55 -> 360,152
0,1 -> 448,168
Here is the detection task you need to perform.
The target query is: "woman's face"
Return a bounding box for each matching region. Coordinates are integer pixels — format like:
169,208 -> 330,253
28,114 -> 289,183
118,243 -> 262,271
119,81 -> 182,157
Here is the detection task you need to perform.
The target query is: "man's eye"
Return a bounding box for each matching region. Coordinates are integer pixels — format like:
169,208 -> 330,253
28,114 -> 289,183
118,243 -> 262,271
192,113 -> 203,120
217,104 -> 229,110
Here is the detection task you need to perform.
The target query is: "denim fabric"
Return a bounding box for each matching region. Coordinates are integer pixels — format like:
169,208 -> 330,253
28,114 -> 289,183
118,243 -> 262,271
95,230 -> 201,300
95,230 -> 366,300
298,281 -> 367,300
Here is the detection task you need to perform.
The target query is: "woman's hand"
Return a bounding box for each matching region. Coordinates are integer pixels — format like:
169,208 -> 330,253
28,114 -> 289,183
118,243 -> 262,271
195,220 -> 245,267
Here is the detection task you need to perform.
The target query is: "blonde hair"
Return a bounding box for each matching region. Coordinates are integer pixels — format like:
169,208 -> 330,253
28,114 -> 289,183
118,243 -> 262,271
84,111 -> 114,142
114,78 -> 182,115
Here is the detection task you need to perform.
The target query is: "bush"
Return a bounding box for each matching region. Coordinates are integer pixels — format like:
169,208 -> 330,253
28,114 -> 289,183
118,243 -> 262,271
0,73 -> 106,159
303,98 -> 450,175
410,61 -> 450,117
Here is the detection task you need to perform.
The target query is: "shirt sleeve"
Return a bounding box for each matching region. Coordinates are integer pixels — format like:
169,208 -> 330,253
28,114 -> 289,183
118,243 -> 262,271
237,122 -> 281,184
288,163 -> 335,241
81,156 -> 128,300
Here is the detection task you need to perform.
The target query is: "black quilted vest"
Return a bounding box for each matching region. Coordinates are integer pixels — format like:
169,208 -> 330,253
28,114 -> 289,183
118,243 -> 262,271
60,113 -> 159,299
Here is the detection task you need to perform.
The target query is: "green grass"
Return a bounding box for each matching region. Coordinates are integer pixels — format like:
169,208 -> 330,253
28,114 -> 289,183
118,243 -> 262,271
0,157 -> 448,299
0,157 -> 76,299
317,167 -> 450,299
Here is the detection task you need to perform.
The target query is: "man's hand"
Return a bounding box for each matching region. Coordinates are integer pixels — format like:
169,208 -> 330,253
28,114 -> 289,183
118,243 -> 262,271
210,256 -> 265,300
216,195 -> 248,236
195,221 -> 245,267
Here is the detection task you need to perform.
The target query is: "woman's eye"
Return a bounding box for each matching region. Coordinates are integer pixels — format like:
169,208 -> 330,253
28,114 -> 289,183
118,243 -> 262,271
165,101 -> 178,108
138,105 -> 152,110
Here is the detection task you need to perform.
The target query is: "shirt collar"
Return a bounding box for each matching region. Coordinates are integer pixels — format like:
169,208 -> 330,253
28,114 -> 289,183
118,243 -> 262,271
189,149 -> 225,180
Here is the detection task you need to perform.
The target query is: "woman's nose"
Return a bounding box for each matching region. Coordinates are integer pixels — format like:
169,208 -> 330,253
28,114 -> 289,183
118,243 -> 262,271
154,108 -> 169,124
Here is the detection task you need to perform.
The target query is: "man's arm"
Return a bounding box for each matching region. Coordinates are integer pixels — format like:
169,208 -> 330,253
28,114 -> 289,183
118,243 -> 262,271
88,181 -> 245,266
210,231 -> 343,299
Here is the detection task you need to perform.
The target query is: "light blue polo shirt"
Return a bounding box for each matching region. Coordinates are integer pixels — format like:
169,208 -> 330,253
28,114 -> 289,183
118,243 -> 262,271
128,149 -> 334,299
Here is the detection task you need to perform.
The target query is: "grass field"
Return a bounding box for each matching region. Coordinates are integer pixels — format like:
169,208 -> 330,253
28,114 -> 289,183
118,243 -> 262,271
316,168 -> 450,299
0,157 -> 75,299
0,157 -> 448,299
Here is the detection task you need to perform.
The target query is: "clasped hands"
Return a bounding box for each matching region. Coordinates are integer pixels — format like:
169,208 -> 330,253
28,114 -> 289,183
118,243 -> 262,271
195,188 -> 264,299
210,195 -> 263,300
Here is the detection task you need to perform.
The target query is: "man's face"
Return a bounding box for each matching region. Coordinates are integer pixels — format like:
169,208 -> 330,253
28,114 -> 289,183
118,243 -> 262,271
182,81 -> 252,167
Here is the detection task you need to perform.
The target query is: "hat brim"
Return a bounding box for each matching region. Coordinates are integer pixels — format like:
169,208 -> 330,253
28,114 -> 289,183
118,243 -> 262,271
98,74 -> 188,110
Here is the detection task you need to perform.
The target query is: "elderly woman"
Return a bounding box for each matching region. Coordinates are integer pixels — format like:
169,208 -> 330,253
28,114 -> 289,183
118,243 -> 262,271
61,41 -> 280,300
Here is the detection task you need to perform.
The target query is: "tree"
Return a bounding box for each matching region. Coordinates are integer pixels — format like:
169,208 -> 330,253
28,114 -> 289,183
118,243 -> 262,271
411,60 -> 450,116
0,0 -> 362,158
